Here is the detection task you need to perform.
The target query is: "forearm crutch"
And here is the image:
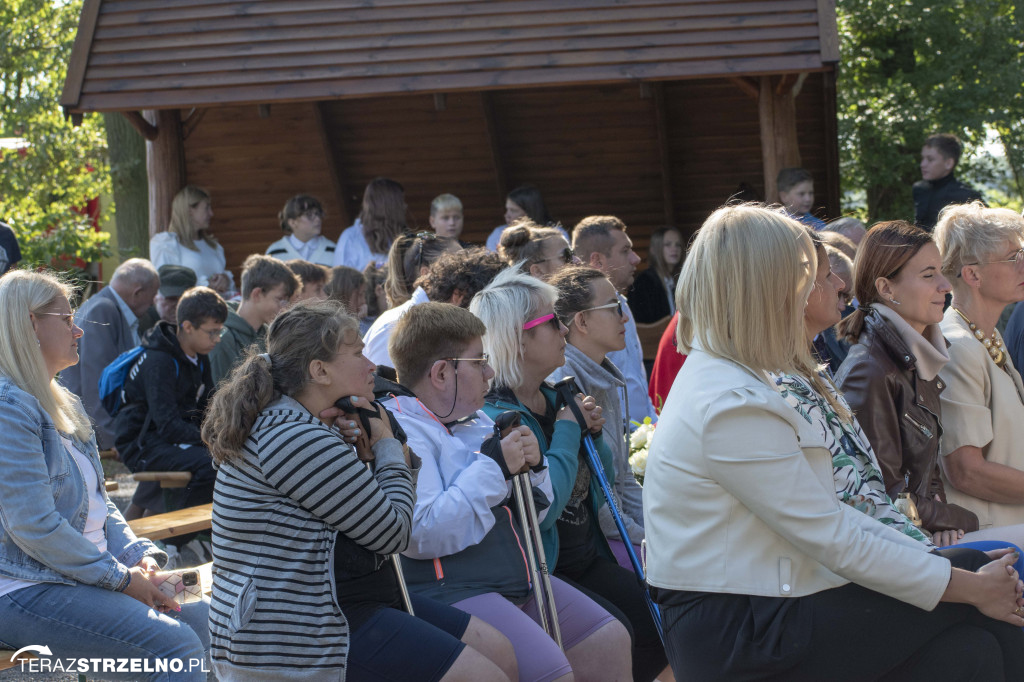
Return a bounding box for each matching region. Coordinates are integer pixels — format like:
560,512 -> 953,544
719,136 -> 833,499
495,412 -> 563,649
552,377 -> 665,645
364,461 -> 416,616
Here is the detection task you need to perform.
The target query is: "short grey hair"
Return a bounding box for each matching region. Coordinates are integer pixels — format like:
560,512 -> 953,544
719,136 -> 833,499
933,202 -> 1024,284
111,258 -> 159,288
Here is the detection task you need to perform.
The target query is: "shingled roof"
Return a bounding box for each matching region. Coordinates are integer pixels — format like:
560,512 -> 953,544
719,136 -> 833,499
62,0 -> 839,113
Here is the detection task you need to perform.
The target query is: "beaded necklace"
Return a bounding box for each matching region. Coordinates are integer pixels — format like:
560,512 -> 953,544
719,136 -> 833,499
951,306 -> 1006,368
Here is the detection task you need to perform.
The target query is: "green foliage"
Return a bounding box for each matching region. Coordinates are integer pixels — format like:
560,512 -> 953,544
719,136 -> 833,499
0,0 -> 111,270
837,0 -> 1024,221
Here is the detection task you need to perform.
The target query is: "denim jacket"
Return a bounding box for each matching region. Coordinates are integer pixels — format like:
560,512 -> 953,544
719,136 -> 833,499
0,376 -> 165,590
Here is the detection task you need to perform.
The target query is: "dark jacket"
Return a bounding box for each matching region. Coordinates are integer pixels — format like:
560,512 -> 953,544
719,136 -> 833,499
913,173 -> 984,232
835,309 -> 978,532
627,268 -> 673,324
114,321 -> 214,469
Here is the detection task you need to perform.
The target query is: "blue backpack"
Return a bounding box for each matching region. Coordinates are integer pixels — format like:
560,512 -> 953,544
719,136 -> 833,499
98,346 -> 178,417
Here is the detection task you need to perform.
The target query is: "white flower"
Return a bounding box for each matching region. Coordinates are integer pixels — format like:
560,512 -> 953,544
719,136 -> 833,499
629,450 -> 648,478
630,421 -> 654,452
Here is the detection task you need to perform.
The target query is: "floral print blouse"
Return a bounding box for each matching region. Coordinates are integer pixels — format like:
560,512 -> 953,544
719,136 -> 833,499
771,371 -> 934,548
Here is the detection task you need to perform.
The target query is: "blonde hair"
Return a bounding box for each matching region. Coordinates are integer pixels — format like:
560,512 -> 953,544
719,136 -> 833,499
0,270 -> 92,439
469,267 -> 557,390
430,193 -> 462,216
168,185 -> 217,251
933,201 -> 1024,288
677,205 -> 817,377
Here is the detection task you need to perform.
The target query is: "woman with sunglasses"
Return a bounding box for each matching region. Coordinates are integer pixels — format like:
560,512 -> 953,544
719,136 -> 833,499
266,194 -> 336,267
547,267 -> 645,570
498,220 -> 577,280
473,269 -> 669,682
0,271 -> 210,679
932,203 -> 1024,537
384,302 -> 632,682
363,232 -> 461,367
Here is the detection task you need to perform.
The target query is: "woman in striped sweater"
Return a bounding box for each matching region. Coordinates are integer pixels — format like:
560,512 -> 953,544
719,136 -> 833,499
202,299 -> 514,681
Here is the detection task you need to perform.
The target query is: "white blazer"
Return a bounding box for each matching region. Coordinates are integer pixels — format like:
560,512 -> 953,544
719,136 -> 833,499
644,348 -> 951,611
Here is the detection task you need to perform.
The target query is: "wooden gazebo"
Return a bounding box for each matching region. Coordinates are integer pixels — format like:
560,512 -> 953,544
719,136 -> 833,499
63,0 -> 840,271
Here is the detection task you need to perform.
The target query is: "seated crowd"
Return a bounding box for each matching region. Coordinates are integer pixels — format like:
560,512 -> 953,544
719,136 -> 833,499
3,171 -> 1024,682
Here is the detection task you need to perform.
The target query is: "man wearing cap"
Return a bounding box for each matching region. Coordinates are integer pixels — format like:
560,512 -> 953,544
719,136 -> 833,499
138,264 -> 198,335
60,258 -> 160,451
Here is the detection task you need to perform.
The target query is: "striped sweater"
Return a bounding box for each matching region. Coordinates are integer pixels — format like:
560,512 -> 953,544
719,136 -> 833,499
209,395 -> 415,681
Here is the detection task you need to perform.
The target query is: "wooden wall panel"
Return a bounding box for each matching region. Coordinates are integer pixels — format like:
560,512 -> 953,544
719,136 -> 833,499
182,74 -> 837,277
183,102 -> 346,279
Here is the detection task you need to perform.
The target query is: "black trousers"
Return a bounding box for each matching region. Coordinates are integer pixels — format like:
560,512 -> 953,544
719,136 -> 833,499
659,547 -> 1024,682
557,556 -> 668,682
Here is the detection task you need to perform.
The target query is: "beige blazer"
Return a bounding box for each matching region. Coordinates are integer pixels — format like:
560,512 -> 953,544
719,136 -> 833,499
939,309 -> 1024,529
644,349 -> 950,611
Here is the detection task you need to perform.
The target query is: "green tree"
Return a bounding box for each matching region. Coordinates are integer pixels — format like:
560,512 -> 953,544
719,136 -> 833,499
0,0 -> 111,274
837,0 -> 1024,221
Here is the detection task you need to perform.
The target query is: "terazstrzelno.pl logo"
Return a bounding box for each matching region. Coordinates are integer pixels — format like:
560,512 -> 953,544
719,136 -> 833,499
6,644 -> 210,675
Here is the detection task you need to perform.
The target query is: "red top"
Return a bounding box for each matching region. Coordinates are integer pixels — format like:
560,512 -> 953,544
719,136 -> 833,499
648,312 -> 686,414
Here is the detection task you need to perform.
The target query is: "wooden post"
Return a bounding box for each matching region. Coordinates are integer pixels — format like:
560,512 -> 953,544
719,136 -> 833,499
759,77 -> 801,203
144,110 -> 186,237
481,92 -> 508,204
314,102 -> 352,228
651,83 -> 675,226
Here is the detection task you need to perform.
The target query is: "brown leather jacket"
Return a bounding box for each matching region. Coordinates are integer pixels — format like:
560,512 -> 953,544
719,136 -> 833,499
835,309 -> 979,533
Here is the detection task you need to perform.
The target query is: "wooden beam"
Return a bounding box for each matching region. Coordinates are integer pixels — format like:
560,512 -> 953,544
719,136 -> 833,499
821,69 -> 841,218
257,103 -> 271,118
480,92 -> 508,204
729,76 -> 759,100
433,93 -> 447,111
144,109 -> 186,238
121,111 -> 159,140
817,0 -> 841,63
652,83 -> 675,226
313,101 -> 352,229
775,73 -> 796,96
181,108 -> 208,140
60,0 -> 101,109
759,76 -> 801,203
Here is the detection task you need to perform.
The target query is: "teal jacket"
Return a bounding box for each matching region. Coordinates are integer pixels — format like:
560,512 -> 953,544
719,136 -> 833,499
482,384 -> 616,565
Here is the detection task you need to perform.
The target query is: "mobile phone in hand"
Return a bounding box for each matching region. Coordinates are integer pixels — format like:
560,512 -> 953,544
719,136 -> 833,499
152,568 -> 203,604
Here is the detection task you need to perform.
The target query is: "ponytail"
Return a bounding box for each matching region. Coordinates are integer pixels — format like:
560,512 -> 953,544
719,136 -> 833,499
836,306 -> 869,345
203,350 -> 277,464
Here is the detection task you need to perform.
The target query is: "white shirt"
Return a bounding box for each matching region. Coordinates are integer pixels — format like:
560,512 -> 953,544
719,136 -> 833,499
362,287 -> 430,367
332,219 -> 387,270
150,232 -> 236,292
607,294 -> 658,425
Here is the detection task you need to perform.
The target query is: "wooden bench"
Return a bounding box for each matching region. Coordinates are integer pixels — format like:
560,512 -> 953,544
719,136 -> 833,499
132,471 -> 192,488
128,503 -> 212,541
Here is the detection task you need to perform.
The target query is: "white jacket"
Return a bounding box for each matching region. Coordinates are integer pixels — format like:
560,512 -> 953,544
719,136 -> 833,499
644,348 -> 951,611
387,395 -> 552,559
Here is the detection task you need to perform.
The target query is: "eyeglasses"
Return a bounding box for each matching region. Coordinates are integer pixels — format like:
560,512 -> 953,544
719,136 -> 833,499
523,313 -> 561,332
302,208 -> 324,220
578,300 -> 623,317
960,247 -> 1024,276
446,353 -> 490,368
196,326 -> 223,341
36,311 -> 78,330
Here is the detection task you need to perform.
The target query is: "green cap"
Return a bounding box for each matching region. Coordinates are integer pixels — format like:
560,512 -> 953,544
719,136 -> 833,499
157,264 -> 197,297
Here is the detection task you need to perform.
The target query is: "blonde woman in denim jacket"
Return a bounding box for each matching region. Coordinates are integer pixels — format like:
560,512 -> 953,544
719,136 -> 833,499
0,270 -> 209,680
